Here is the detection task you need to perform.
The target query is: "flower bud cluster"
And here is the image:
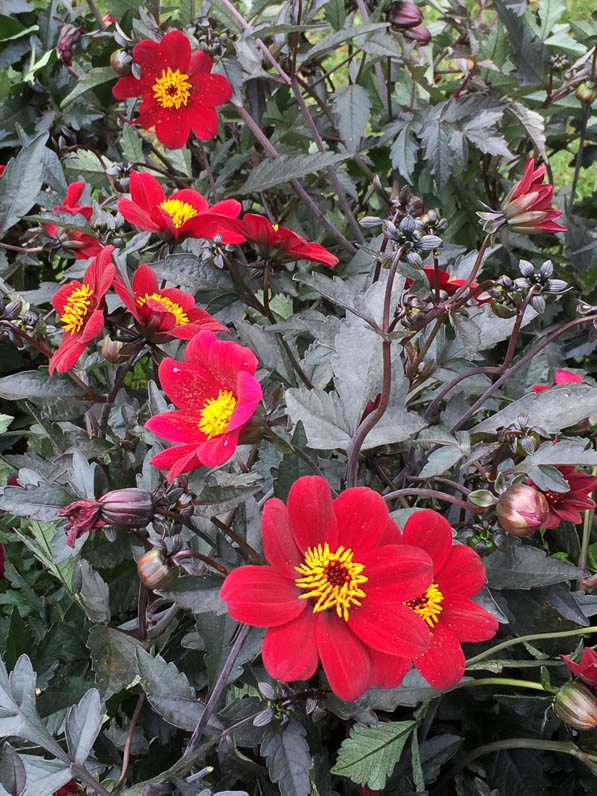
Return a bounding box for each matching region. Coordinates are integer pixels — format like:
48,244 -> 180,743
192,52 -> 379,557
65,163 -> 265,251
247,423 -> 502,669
389,2 -> 431,44
513,259 -> 568,313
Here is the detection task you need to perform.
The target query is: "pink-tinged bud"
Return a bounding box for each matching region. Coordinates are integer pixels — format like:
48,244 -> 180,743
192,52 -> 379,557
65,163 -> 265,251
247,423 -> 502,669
98,488 -> 154,527
56,24 -> 81,67
554,682 -> 597,730
561,648 -> 597,687
137,549 -> 178,590
496,484 -> 548,537
389,1 -> 423,30
403,23 -> 432,44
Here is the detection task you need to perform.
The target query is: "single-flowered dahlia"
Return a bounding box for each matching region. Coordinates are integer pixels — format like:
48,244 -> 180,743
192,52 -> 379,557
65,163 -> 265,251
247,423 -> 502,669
406,265 -> 490,304
532,368 -> 582,393
394,509 -> 499,689
529,466 -> 597,529
45,181 -> 103,260
49,246 -> 115,374
113,262 -> 227,341
221,476 -> 435,701
117,171 -> 244,243
478,158 -> 567,236
112,30 -> 232,149
562,647 -> 597,687
231,213 -> 339,266
146,330 -> 263,480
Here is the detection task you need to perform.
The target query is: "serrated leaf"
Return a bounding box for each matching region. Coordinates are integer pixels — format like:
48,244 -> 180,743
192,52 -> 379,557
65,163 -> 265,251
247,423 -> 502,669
294,271 -> 357,313
463,111 -> 512,157
60,66 -> 116,109
0,133 -> 48,236
0,484 -> 71,522
87,625 -> 142,699
484,544 -> 584,590
419,120 -> 455,191
419,446 -> 465,478
65,688 -> 103,765
524,465 -> 570,492
390,122 -> 418,183
332,84 -> 371,152
0,743 -> 26,796
121,125 -> 144,164
285,387 -> 351,450
305,22 -> 388,59
135,647 -> 195,700
516,439 -> 597,468
507,101 -> 546,160
236,152 -> 351,194
7,755 -> 70,796
261,716 -> 310,796
72,560 -> 111,624
159,575 -> 227,615
494,0 -> 549,85
332,720 -> 415,790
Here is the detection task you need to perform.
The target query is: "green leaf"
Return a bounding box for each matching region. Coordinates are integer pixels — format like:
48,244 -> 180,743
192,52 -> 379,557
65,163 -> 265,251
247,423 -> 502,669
390,121 -> 418,183
419,446 -> 465,478
72,560 -> 111,624
0,132 -> 48,236
120,124 -> 144,164
64,688 -> 103,765
332,720 -> 415,789
179,0 -> 196,26
87,625 -> 143,699
294,271 -> 358,313
507,101 -> 546,160
261,716 -> 311,796
135,647 -> 195,701
516,439 -> 597,468
324,0 -> 346,31
524,465 -> 570,492
64,150 -> 114,188
0,743 -> 26,796
332,84 -> 371,152
236,152 -> 351,194
159,575 -> 227,615
419,119 -> 456,191
11,522 -> 75,594
462,111 -> 512,157
493,0 -> 549,85
60,66 -> 116,109
285,387 -> 351,450
0,484 -> 71,522
484,544 -> 585,590
305,22 -> 388,59
0,370 -> 84,401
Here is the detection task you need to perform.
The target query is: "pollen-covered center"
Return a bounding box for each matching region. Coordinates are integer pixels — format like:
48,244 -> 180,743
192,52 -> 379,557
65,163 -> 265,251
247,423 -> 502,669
295,543 -> 367,622
160,199 -> 198,229
198,389 -> 237,438
407,582 -> 444,628
137,292 -> 189,326
152,67 -> 192,109
61,283 -> 93,334
543,483 -> 569,506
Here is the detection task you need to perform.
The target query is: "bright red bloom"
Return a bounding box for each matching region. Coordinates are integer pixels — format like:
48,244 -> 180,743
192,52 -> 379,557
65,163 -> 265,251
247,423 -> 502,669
146,330 -> 263,480
54,782 -> 78,796
393,509 -> 498,690
49,246 -> 115,375
562,647 -> 597,686
45,181 -> 103,260
532,369 -> 582,394
530,466 -> 597,529
0,165 -> 5,176
118,171 -> 244,243
221,476 -> 435,702
478,158 -> 567,235
232,213 -> 339,266
407,265 -> 490,304
113,262 -> 227,341
112,30 -> 232,149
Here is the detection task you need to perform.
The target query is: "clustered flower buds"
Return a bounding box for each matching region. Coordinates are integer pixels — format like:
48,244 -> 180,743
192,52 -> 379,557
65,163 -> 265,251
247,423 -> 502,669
389,2 -> 431,44
496,483 -> 548,537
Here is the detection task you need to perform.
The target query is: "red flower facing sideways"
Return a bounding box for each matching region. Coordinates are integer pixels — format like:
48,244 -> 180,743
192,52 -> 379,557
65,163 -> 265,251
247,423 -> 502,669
232,213 -> 339,266
49,246 -> 115,374
532,368 -> 582,393
112,30 -> 232,149
406,265 -> 490,304
146,330 -> 263,480
221,476 -> 435,701
530,466 -> 597,529
45,181 -> 103,260
113,262 -> 227,341
562,647 -> 597,686
118,171 -> 244,243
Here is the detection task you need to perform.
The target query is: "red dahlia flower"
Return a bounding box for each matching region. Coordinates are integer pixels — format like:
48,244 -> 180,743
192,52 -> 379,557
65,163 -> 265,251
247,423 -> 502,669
532,368 -> 582,393
0,165 -> 5,176
221,476 -> 434,701
54,782 -> 78,796
118,171 -> 244,243
112,30 -> 232,149
562,647 -> 597,686
45,181 -> 103,260
146,330 -> 263,480
113,262 -> 227,341
49,246 -> 115,375
394,509 -> 498,689
478,158 -> 567,236
529,466 -> 597,529
231,213 -> 339,266
406,265 -> 490,303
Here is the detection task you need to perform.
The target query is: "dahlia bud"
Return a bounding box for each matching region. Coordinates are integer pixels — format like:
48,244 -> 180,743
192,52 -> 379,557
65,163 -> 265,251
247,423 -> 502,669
56,24 -> 81,67
101,336 -> 125,363
389,1 -> 423,30
98,488 -> 154,527
496,484 -> 548,537
137,549 -> 178,590
403,24 -> 432,44
576,82 -> 597,104
110,48 -> 133,76
554,682 -> 597,730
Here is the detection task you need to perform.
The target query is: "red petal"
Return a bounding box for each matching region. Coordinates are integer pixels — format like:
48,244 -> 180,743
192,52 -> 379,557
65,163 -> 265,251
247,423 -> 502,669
149,444 -> 199,474
118,197 -> 161,232
132,38 -> 163,69
155,109 -> 191,150
157,357 -> 215,410
130,170 -> 165,211
52,280 -> 82,316
192,73 -> 232,107
435,545 -> 486,597
378,516 -> 402,546
79,308 -> 105,346
145,410 -> 205,444
189,105 -> 219,140
206,333 -> 259,384
221,566 -> 305,627
287,476 -> 338,552
227,371 -> 262,432
196,428 -> 240,467
349,600 -> 430,658
439,595 -> 498,642
83,246 -> 115,298
361,544 -> 433,602
64,181 -> 85,206
262,611 -> 319,681
113,75 -> 145,100
414,627 -> 465,690
332,487 -> 389,555
210,199 -> 242,218
555,370 -> 582,385
368,650 -> 412,689
168,188 -> 209,214
49,337 -> 86,374
188,50 -> 214,77
132,262 -> 159,297
261,498 -> 303,578
159,30 -> 191,72
315,612 -> 370,702
401,509 -> 453,572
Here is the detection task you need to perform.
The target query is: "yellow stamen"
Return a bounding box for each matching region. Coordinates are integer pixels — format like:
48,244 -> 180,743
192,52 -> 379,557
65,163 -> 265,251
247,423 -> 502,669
407,582 -> 444,627
60,283 -> 93,334
159,198 -> 198,229
272,224 -> 279,231
137,292 -> 189,326
198,389 -> 237,438
152,67 -> 192,109
295,543 -> 367,622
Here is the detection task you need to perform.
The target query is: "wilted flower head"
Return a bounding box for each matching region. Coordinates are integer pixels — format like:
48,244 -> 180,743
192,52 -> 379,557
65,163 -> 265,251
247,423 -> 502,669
554,681 -> 597,730
496,484 -> 548,537
60,488 -> 155,547
56,24 -> 81,67
478,158 -> 567,236
562,647 -> 597,687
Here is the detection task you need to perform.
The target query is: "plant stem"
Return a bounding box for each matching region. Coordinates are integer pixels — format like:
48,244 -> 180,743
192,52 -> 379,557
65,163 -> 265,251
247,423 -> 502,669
86,0 -> 107,30
577,464 -> 597,590
465,625 -> 597,667
70,764 -> 113,796
460,677 -> 546,692
114,692 -> 145,790
383,487 -> 485,513
154,508 -> 217,548
568,102 -> 591,216
99,341 -> 145,435
210,516 -> 266,564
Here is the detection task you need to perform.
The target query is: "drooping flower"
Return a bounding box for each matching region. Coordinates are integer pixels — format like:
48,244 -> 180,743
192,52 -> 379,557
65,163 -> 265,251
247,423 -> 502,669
112,30 -> 232,149
45,181 -> 103,260
221,476 -> 434,701
231,213 -> 339,266
146,331 -> 263,480
406,265 -> 490,304
562,647 -> 597,686
60,488 -> 155,547
113,262 -> 227,341
532,369 -> 582,394
529,466 -> 597,529
394,509 -> 499,690
117,171 -> 244,243
478,158 -> 567,236
496,484 -> 549,537
49,246 -> 115,374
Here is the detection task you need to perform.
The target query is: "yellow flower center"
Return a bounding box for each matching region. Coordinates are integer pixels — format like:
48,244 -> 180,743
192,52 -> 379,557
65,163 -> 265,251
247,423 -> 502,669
159,198 -> 198,229
198,389 -> 237,438
152,67 -> 192,109
136,292 -> 189,326
60,283 -> 93,334
272,224 -> 279,231
407,582 -> 444,628
295,543 -> 367,622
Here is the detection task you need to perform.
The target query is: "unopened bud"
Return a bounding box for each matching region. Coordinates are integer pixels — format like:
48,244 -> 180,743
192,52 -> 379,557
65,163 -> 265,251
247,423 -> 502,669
496,484 -> 548,537
137,548 -> 178,590
576,82 -> 597,104
101,336 -> 124,364
389,1 -> 423,30
554,682 -> 597,730
110,48 -> 133,76
98,488 -> 154,528
403,24 -> 432,44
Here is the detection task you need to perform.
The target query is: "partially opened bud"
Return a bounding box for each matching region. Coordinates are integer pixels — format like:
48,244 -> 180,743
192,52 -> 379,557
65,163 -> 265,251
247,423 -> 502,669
554,682 -> 597,730
403,23 -> 432,44
98,488 -> 155,527
137,549 -> 178,590
496,484 -> 548,537
389,1 -> 423,30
